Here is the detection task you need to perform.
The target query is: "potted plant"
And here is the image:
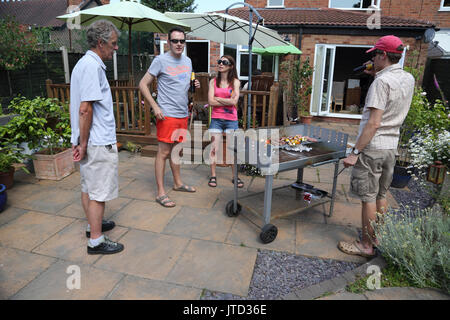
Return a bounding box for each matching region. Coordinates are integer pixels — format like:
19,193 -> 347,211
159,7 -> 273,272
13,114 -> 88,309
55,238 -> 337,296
280,57 -> 313,124
0,145 -> 30,189
0,96 -> 74,180
393,88 -> 448,188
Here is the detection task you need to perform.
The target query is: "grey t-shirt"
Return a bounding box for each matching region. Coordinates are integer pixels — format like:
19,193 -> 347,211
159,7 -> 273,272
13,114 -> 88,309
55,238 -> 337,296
148,52 -> 192,118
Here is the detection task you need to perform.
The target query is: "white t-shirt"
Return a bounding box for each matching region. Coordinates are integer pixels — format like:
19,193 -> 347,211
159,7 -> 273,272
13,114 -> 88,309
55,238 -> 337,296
70,50 -> 116,146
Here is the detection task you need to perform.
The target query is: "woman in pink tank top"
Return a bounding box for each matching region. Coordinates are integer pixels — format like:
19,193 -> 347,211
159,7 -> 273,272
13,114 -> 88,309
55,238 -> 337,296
207,55 -> 243,188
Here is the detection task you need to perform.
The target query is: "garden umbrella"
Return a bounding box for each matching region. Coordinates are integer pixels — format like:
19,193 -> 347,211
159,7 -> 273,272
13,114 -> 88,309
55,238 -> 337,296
57,0 -> 190,75
252,44 -> 302,82
165,9 -> 288,128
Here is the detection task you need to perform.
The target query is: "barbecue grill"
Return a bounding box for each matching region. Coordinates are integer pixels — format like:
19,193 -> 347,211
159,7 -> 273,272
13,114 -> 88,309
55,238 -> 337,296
225,124 -> 349,244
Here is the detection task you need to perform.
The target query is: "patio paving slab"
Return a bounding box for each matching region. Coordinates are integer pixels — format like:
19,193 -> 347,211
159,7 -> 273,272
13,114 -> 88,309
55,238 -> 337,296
119,179 -> 159,201
0,247 -> 56,299
0,211 -> 74,251
94,230 -> 189,281
111,199 -> 180,233
107,275 -> 201,300
166,239 -> 257,297
225,213 -> 297,253
32,220 -> 128,266
162,207 -> 234,243
166,186 -> 221,209
295,221 -> 367,264
11,260 -> 123,300
10,187 -> 79,214
56,197 -> 132,220
0,206 -> 27,227
35,171 -> 81,190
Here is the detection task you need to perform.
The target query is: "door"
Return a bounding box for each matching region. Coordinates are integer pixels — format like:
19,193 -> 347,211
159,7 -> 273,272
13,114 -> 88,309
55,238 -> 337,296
310,44 -> 336,116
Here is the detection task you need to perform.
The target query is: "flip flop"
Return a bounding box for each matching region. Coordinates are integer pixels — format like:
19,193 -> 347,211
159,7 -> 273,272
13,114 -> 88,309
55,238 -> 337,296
338,240 -> 376,258
156,194 -> 176,208
232,178 -> 244,188
172,184 -> 196,192
208,176 -> 217,187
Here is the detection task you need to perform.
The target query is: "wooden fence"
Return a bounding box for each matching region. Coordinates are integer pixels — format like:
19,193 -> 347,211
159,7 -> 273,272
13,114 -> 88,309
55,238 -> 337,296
241,82 -> 280,129
46,79 -> 152,136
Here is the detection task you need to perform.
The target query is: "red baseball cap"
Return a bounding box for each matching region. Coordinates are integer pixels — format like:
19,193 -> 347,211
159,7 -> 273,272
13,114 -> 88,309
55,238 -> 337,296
366,35 -> 404,54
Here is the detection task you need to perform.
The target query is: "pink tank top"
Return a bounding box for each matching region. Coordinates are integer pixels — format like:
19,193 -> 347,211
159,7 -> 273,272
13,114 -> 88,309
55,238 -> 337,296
211,78 -> 238,121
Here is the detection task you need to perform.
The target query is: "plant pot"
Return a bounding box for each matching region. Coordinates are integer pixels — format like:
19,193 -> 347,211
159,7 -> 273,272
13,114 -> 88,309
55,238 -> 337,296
300,115 -> 312,125
0,183 -> 7,213
390,162 -> 412,189
32,148 -> 75,180
0,167 -> 15,190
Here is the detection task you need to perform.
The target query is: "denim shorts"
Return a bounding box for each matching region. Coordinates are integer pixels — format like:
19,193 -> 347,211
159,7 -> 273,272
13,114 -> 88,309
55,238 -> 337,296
209,118 -> 238,133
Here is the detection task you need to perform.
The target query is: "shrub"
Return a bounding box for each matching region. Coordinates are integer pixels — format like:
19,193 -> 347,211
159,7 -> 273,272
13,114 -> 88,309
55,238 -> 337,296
0,96 -> 71,155
372,207 -> 450,293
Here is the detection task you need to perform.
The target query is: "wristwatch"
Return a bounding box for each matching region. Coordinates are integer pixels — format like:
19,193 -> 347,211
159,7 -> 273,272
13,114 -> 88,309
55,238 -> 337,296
351,147 -> 360,156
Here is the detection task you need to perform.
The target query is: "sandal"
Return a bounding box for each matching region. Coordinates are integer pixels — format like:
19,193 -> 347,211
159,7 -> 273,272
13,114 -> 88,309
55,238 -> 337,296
172,184 -> 196,193
208,176 -> 217,187
156,194 -> 176,208
232,178 -> 244,188
338,240 -> 376,258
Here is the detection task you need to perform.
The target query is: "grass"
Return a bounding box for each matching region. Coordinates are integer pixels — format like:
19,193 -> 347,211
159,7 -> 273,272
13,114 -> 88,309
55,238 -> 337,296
346,263 -> 419,294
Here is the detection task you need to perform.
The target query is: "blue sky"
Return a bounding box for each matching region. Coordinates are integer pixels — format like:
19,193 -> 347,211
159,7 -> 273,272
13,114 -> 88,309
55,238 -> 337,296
109,0 -> 244,13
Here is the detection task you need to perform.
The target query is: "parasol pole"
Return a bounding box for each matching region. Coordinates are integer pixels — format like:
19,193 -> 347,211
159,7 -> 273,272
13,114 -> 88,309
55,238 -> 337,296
226,2 -> 263,129
128,20 -> 132,78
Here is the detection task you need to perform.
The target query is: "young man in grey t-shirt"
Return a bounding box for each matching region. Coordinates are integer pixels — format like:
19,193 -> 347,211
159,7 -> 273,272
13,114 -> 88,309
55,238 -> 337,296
139,27 -> 199,208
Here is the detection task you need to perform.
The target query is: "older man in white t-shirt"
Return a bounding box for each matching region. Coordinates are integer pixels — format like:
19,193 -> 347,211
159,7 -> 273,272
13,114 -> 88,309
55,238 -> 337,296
338,35 -> 415,258
70,20 -> 124,255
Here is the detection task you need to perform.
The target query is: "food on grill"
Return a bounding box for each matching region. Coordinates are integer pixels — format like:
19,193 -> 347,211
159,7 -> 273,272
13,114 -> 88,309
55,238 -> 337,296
279,135 -> 317,146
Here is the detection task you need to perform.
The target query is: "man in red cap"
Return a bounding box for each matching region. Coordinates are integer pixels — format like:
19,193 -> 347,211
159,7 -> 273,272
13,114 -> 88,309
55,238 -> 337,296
338,35 -> 415,258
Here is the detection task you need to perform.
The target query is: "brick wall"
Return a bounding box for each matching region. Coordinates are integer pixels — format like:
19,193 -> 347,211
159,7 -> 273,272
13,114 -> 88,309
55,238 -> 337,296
381,0 -> 450,28
245,0 -> 450,28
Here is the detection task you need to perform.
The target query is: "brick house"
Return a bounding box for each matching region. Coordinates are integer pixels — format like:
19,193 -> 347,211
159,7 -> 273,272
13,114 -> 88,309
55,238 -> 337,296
222,0 -> 447,122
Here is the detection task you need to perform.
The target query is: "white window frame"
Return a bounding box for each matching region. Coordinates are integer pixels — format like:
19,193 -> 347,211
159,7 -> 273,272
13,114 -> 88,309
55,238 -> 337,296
160,39 -> 210,73
310,43 -> 408,119
266,0 -> 285,8
328,0 -> 381,10
440,0 -> 450,11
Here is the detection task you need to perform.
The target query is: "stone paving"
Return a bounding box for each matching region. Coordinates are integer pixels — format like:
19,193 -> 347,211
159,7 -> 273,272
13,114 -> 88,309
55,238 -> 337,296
0,121 -> 447,300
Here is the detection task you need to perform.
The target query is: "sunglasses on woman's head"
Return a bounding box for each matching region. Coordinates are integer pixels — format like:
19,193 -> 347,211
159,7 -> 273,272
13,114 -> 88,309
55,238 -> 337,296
217,59 -> 231,66
170,39 -> 186,44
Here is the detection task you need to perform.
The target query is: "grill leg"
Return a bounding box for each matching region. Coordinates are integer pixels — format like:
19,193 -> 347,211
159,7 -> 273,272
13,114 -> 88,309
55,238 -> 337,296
296,168 -> 304,183
328,160 -> 340,217
263,175 -> 274,225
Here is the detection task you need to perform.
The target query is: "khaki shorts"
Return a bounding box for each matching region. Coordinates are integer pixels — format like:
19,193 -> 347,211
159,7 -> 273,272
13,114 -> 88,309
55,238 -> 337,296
80,144 -> 118,202
350,149 -> 396,203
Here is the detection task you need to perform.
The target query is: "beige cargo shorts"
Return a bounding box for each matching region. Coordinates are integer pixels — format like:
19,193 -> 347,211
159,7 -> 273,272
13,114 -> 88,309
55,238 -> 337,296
80,143 -> 119,202
350,149 -> 396,203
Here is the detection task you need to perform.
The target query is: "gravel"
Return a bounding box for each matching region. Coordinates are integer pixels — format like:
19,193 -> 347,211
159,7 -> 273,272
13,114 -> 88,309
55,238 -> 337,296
389,177 -> 437,211
201,250 -> 360,300
200,178 -> 436,300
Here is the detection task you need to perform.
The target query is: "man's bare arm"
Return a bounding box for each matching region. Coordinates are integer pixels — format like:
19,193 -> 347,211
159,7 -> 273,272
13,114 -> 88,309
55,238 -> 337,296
139,72 -> 164,120
74,101 -> 93,161
343,107 -> 384,167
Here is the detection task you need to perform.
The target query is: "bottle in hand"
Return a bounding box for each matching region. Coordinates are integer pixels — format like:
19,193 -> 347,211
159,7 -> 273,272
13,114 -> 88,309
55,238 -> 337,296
190,72 -> 196,94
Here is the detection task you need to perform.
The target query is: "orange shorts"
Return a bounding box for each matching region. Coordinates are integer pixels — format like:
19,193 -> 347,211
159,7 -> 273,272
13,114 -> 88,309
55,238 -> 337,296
156,116 -> 189,144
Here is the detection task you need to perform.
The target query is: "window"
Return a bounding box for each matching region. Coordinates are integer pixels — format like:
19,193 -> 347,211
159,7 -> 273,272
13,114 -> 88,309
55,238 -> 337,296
440,0 -> 450,11
329,0 -> 380,10
267,0 -> 284,8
